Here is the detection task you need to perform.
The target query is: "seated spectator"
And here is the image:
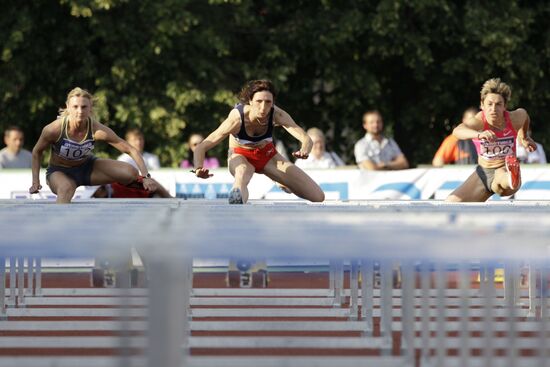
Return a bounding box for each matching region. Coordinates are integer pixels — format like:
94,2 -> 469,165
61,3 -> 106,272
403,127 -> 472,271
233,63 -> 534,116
0,126 -> 32,168
432,107 -> 479,167
354,110 -> 409,170
117,128 -> 160,170
180,133 -> 220,169
295,127 -> 344,169
516,128 -> 546,164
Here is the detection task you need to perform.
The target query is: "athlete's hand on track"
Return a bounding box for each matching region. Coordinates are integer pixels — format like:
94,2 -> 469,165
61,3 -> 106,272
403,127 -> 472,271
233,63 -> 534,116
292,150 -> 309,159
29,182 -> 42,194
192,167 -> 213,179
520,136 -> 537,153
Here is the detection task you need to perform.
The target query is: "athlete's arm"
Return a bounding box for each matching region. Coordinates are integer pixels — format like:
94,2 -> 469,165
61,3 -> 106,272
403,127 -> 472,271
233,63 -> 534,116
386,154 -> 409,170
29,121 -> 60,194
93,123 -> 154,190
193,110 -> 241,178
358,154 -> 409,171
513,109 -> 537,153
452,112 -> 494,141
273,106 -> 312,159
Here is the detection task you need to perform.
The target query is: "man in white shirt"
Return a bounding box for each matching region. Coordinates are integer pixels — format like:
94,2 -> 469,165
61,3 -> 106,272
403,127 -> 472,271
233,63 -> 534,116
354,110 -> 409,170
117,128 -> 160,170
0,126 -> 32,168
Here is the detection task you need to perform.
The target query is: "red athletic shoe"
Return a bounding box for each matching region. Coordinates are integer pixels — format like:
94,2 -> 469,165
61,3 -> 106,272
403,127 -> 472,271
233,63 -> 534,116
505,155 -> 521,189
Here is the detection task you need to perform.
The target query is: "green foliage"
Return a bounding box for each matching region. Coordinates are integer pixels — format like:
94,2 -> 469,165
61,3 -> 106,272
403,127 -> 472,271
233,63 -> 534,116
1,0 -> 549,167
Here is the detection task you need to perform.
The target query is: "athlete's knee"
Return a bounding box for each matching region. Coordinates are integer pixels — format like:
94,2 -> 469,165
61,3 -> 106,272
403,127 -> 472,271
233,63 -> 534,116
445,194 -> 461,202
128,165 -> 140,178
310,188 -> 325,202
119,164 -> 140,184
55,181 -> 77,195
55,185 -> 76,203
498,186 -> 518,197
234,164 -> 254,180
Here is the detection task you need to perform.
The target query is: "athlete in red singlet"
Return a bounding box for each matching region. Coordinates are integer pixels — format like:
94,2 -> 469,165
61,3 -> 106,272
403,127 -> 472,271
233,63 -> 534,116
192,80 -> 324,204
446,78 -> 537,202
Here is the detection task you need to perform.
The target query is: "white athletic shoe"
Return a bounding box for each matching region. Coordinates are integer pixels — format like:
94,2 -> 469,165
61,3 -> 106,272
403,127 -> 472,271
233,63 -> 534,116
228,188 -> 243,204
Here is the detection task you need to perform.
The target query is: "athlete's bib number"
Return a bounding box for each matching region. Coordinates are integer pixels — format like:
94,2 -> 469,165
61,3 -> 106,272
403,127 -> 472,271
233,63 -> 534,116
61,145 -> 91,159
480,137 -> 514,160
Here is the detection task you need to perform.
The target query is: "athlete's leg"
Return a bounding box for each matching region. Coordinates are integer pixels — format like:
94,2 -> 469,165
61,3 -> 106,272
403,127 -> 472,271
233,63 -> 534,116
262,154 -> 325,202
150,178 -> 172,198
90,159 -> 139,186
446,170 -> 493,202
47,172 -> 78,204
228,154 -> 255,203
492,166 -> 520,196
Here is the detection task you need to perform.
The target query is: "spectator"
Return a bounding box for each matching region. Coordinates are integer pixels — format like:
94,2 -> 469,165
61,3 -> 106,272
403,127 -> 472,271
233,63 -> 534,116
180,133 -> 220,169
516,128 -> 546,164
295,127 -> 344,169
432,108 -> 479,167
118,128 -> 160,170
354,110 -> 409,170
0,126 -> 32,168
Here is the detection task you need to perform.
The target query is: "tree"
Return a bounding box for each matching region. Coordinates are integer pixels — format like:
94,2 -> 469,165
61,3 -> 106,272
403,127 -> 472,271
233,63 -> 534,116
1,0 -> 549,167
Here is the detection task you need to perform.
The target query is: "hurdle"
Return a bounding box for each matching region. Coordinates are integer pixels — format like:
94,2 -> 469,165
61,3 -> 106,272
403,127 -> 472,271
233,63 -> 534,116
1,199 -> 550,367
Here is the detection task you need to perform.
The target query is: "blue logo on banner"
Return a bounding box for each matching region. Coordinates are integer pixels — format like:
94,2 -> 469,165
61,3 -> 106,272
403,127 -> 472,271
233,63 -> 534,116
176,183 -> 232,199
373,182 -> 421,199
521,181 -> 550,190
439,181 -> 462,190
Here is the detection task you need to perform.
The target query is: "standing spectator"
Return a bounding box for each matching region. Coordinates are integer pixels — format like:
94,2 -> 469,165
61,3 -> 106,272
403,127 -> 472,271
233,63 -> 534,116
0,126 -> 32,168
118,128 -> 160,170
354,110 -> 409,170
295,127 -> 344,169
516,128 -> 546,164
180,133 -> 220,169
432,108 -> 479,167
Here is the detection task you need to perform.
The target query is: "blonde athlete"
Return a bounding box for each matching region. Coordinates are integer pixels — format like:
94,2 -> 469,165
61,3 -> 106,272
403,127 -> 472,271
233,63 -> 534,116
446,78 -> 537,202
193,80 -> 324,204
29,87 -> 156,203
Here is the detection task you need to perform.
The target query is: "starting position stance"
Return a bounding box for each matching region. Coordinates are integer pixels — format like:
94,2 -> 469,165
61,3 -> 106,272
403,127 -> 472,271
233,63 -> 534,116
193,80 -> 324,204
29,87 -> 156,203
446,78 -> 537,202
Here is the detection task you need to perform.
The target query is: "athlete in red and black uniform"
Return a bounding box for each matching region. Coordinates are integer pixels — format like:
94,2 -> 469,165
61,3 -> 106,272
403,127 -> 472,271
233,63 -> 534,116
446,78 -> 537,202
192,80 -> 324,204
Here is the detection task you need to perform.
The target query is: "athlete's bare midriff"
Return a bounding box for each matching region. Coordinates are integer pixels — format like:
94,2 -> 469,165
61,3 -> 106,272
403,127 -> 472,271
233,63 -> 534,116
478,156 -> 505,170
49,153 -> 91,168
228,135 -> 271,150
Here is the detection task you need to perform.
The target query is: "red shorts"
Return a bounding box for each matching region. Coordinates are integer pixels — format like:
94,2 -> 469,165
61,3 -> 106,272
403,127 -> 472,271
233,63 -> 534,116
233,142 -> 278,172
111,181 -> 153,198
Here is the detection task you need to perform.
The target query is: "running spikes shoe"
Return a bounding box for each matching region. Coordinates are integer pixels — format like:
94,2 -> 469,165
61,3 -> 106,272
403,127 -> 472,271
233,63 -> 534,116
228,188 -> 243,204
505,155 -> 521,189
